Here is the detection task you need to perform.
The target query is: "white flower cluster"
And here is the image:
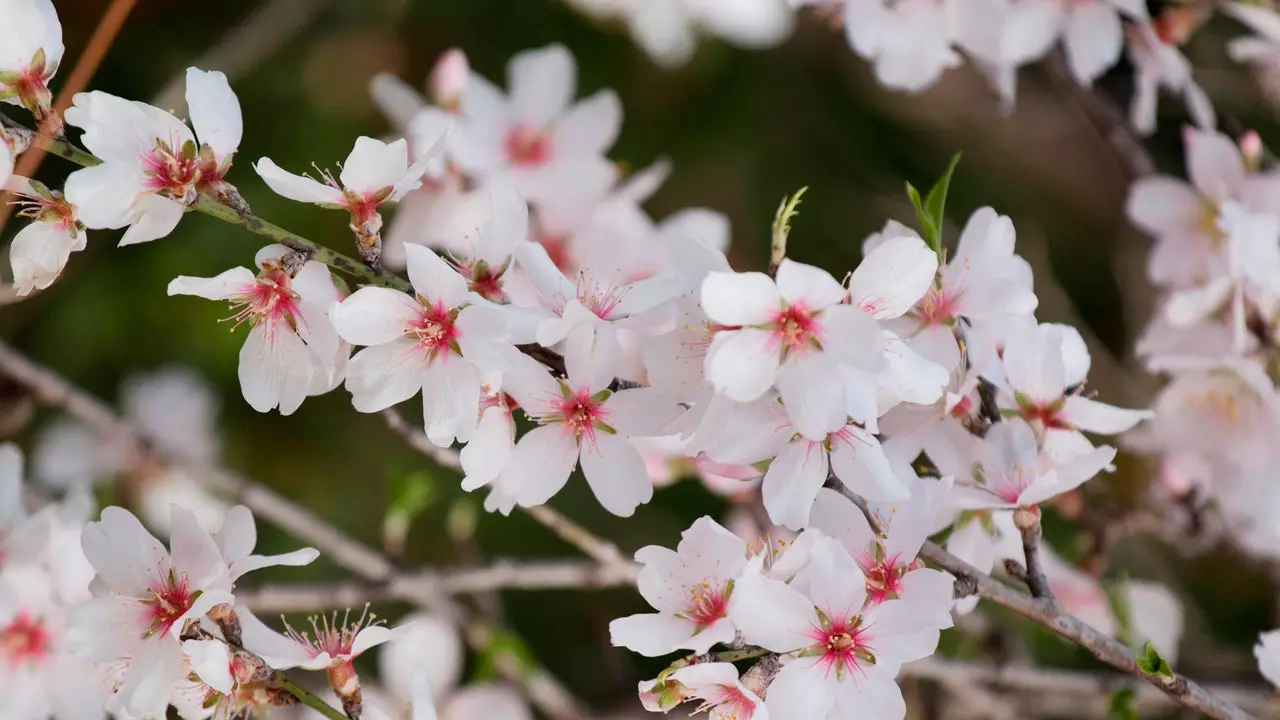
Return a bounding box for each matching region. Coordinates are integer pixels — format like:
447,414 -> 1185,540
780,0 -> 1280,136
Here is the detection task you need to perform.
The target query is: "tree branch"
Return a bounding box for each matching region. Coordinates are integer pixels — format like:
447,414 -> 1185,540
1013,508 -> 1055,601
238,559 -> 637,612
823,479 -> 1254,720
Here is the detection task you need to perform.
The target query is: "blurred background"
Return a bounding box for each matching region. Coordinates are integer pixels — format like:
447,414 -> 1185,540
4,0 -> 1280,716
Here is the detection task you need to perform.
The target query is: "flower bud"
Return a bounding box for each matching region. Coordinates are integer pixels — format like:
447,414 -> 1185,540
1012,505 -> 1040,531
430,49 -> 470,110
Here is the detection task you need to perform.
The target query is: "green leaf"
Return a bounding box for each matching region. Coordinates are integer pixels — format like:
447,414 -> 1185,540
770,186 -> 808,274
924,153 -> 962,245
1137,640 -> 1174,678
382,471 -> 434,555
1107,687 -> 1138,720
906,154 -> 962,259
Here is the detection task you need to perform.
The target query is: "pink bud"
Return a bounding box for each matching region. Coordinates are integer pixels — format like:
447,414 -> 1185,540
430,48 -> 470,109
1241,130 -> 1263,164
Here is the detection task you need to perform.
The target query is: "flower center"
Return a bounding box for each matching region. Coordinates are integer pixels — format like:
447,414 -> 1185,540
706,684 -> 758,720
807,615 -> 873,678
549,387 -> 610,446
769,304 -> 820,357
0,611 -> 51,666
912,283 -> 959,326
1017,395 -> 1071,430
141,139 -> 201,203
505,126 -> 551,167
223,269 -> 303,334
410,300 -> 460,361
682,582 -> 729,630
143,571 -> 196,638
862,559 -> 905,604
575,275 -> 627,320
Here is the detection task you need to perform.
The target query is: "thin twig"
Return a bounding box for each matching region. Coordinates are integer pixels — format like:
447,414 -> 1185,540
824,479 -> 1254,720
1014,509 -> 1055,601
238,559 -> 638,612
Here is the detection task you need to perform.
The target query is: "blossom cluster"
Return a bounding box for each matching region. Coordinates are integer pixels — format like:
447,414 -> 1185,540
7,0 -> 1280,715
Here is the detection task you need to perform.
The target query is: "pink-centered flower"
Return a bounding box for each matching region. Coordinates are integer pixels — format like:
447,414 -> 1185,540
0,0 -> 63,116
497,326 -> 681,516
168,245 -> 347,415
728,536 -> 945,719
610,517 -> 747,656
64,68 -> 242,246
666,662 -> 768,720
7,178 -> 84,297
254,134 -> 444,265
451,44 -> 621,209
331,243 -> 509,447
66,506 -> 235,718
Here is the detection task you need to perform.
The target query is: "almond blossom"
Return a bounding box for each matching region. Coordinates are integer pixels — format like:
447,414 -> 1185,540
237,605 -> 402,715
1127,22 -> 1215,136
452,44 -> 621,210
7,178 -> 84,296
728,535 -> 946,719
64,67 -> 242,246
168,245 -> 346,415
0,0 -> 62,119
67,506 -> 238,718
840,0 -> 961,93
497,326 -> 680,516
330,243 -> 509,447
254,133 -> 444,267
664,662 -> 767,720
563,0 -> 794,68
1224,2 -> 1280,69
610,517 -> 747,656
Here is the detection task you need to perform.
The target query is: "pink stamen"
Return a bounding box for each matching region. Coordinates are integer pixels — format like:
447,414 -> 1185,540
682,582 -> 729,630
0,611 -> 50,666
575,275 -> 628,320
912,283 -> 961,326
222,268 -> 304,339
284,605 -> 383,660
140,135 -> 201,202
768,303 -> 821,358
409,299 -> 460,362
505,126 -> 551,167
804,613 -> 873,679
143,572 -> 195,638
546,386 -> 609,448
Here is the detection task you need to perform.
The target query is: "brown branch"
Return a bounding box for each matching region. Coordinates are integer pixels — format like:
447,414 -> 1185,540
1013,508 -> 1055,601
238,559 -> 637,612
824,479 -> 1254,720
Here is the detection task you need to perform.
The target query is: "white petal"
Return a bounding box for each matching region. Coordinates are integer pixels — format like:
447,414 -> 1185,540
807,487 -> 877,558
1064,2 -> 1122,84
777,353 -> 846,441
231,548 -> 320,579
9,220 -> 82,295
1186,127 -> 1245,202
507,425 -> 580,507
609,613 -> 699,657
580,433 -> 653,517
119,194 -> 185,246
62,162 -> 144,230
700,271 -> 782,325
185,67 -> 242,160
552,90 -> 621,155
850,235 -> 938,319
341,136 -> 410,194
345,337 -> 429,413
762,440 -> 828,531
254,157 -> 344,205
727,563 -> 817,652
705,329 -> 779,402
404,243 -> 469,308
351,625 -> 400,656
807,537 -> 867,618
774,258 -> 846,309
420,359 -> 481,447
1062,396 -> 1152,434
1002,324 -> 1067,402
330,287 -> 419,346
238,322 -> 317,415
370,73 -> 427,132
508,44 -> 575,127
461,406 -> 514,491
183,639 -> 233,694
764,660 -> 835,718
829,426 -> 908,502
